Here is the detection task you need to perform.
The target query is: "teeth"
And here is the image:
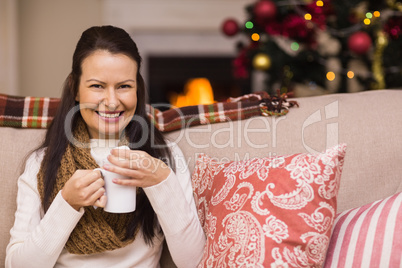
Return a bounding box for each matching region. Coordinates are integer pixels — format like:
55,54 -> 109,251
98,112 -> 120,118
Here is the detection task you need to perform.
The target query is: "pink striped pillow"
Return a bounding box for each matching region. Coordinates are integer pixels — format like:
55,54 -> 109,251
324,191 -> 402,267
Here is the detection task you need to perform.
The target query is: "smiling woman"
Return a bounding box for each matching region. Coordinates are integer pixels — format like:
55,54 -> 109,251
5,25 -> 206,268
76,50 -> 138,139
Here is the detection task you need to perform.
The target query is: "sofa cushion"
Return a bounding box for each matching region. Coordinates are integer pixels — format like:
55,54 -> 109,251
324,191 -> 402,267
192,144 -> 346,267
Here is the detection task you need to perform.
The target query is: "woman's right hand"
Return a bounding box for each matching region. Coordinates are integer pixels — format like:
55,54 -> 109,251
61,169 -> 106,211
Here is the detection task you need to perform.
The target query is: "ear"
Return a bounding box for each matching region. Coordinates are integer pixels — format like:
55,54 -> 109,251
75,92 -> 80,102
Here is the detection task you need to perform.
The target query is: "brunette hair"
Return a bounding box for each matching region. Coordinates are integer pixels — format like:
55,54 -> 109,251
38,25 -> 173,244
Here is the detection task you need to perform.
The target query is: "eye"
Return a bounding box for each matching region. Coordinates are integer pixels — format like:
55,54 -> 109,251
90,84 -> 103,89
119,84 -> 132,89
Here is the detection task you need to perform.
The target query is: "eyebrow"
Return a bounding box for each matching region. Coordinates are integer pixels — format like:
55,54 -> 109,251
86,79 -> 136,84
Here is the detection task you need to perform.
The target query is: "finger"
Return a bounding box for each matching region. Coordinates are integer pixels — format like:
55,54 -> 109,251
112,174 -> 141,187
94,195 -> 107,208
104,161 -> 138,178
80,170 -> 104,187
94,169 -> 103,179
107,154 -> 132,170
110,148 -> 148,162
87,186 -> 106,206
95,169 -> 104,179
110,148 -> 132,160
86,178 -> 105,196
104,159 -> 153,179
108,154 -> 153,171
109,150 -> 153,172
76,179 -> 105,206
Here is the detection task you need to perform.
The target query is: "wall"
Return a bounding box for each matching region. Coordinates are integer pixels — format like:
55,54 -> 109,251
0,0 -> 18,95
14,0 -> 253,98
102,0 -> 253,32
18,0 -> 102,97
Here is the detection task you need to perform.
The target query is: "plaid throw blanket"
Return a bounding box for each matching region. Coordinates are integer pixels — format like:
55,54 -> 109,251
0,92 -> 298,132
0,94 -> 60,128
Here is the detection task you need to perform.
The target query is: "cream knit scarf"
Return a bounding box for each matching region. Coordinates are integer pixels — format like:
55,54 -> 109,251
37,118 -> 138,255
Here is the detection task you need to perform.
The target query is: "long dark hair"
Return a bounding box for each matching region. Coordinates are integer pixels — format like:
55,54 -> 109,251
38,25 -> 173,244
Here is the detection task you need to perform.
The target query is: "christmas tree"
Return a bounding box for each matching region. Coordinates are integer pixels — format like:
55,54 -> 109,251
222,0 -> 402,96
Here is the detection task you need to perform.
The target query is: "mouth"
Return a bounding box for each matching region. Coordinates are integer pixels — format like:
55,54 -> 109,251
96,111 -> 124,120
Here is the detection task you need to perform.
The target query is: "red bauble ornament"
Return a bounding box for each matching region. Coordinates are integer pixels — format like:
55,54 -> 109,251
222,18 -> 239,37
384,16 -> 402,39
348,31 -> 372,55
254,0 -> 277,21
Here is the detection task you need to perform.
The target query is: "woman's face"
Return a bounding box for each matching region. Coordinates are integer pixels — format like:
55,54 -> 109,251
76,50 -> 138,139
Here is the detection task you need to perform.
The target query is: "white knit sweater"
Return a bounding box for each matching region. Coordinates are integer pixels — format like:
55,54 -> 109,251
6,140 -> 205,268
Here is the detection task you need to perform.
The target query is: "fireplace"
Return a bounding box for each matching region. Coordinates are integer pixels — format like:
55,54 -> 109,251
147,55 -> 250,107
129,32 -> 251,110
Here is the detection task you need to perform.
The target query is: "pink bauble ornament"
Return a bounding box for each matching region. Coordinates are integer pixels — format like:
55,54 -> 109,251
254,0 -> 277,21
222,18 -> 239,37
348,31 -> 372,55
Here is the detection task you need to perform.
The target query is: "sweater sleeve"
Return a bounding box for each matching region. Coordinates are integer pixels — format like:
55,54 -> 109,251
143,143 -> 206,268
5,151 -> 84,268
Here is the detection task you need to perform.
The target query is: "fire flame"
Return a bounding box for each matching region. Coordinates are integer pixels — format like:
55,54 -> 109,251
170,78 -> 215,107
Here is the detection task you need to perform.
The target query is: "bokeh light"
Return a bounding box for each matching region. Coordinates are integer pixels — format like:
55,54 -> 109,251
316,0 -> 324,7
291,42 -> 300,51
251,33 -> 260,41
326,72 -> 336,81
245,21 -> 254,29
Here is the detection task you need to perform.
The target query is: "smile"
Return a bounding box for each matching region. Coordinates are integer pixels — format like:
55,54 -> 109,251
97,111 -> 121,118
96,111 -> 124,121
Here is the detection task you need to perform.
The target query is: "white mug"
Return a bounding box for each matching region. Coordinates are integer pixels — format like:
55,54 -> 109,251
95,165 -> 136,213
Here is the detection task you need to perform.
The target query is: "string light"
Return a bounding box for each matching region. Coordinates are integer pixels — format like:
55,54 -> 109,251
253,53 -> 272,70
291,42 -> 300,51
245,21 -> 254,29
364,18 -> 371,25
316,0 -> 324,7
326,72 -> 336,81
251,33 -> 260,41
373,11 -> 380,17
366,12 -> 373,19
304,13 -> 312,20
347,71 -> 355,79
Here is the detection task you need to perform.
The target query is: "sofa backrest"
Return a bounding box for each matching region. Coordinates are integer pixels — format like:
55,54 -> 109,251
165,90 -> 402,213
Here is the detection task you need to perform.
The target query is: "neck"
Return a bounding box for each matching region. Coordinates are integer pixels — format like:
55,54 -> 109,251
90,139 -> 120,149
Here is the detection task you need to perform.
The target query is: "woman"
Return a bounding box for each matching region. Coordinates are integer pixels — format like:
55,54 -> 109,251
6,25 -> 205,268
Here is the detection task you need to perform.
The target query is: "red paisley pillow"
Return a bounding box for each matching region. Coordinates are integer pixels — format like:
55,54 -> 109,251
192,144 -> 347,267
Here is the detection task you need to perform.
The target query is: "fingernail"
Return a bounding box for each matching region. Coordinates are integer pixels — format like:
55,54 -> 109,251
112,178 -> 118,183
103,164 -> 111,170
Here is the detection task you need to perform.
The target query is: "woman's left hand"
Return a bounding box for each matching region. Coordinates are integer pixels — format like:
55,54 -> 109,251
104,148 -> 171,188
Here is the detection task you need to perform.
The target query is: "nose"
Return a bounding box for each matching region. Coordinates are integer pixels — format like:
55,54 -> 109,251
104,88 -> 118,111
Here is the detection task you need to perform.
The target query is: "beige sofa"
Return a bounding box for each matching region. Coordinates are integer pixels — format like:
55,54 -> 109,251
1,90 -> 401,267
